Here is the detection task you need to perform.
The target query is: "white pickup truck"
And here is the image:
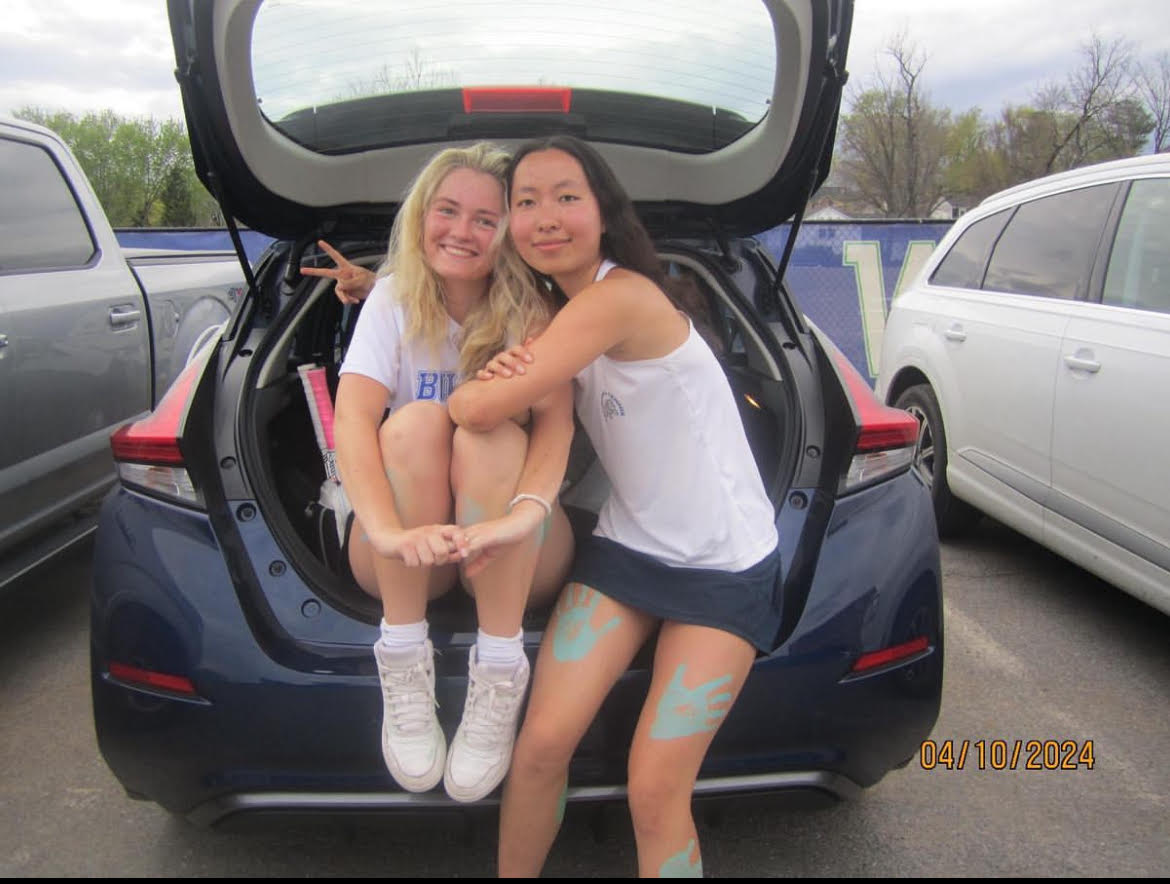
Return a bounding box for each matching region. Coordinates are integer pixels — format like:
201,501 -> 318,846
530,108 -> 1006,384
0,115 -> 248,588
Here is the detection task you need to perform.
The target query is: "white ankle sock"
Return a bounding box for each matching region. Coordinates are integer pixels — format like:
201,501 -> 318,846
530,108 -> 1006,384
380,618 -> 428,651
475,628 -> 524,666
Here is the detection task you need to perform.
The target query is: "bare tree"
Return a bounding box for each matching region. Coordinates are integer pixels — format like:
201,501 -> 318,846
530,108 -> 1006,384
1039,32 -> 1143,172
836,33 -> 951,217
345,47 -> 457,99
1136,50 -> 1170,152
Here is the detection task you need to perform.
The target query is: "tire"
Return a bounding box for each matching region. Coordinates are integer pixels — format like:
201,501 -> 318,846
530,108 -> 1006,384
894,383 -> 980,538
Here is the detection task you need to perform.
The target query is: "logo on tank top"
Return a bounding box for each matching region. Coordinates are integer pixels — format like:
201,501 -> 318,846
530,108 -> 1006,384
601,391 -> 625,420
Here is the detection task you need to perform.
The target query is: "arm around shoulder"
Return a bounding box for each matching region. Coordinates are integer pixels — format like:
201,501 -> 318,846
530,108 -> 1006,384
448,280 -> 635,431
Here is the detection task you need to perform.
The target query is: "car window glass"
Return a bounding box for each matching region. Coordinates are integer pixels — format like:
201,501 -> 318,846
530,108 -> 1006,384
1102,178 -> 1170,315
250,0 -> 776,154
929,209 -> 1011,289
982,183 -> 1117,300
0,138 -> 95,272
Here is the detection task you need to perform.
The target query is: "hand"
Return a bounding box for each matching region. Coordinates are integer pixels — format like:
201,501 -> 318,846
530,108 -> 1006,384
456,504 -> 546,579
300,239 -> 377,305
649,664 -> 733,740
552,585 -> 622,662
370,523 -> 466,568
476,337 -> 536,380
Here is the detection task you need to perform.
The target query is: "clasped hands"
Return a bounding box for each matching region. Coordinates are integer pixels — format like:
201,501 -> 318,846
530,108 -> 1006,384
366,496 -> 547,578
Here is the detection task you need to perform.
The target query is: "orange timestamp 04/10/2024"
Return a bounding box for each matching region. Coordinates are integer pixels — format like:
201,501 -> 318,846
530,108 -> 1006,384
918,739 -> 1095,771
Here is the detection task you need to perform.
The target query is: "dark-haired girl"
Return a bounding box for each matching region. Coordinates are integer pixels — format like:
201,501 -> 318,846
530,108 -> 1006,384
448,136 -> 780,877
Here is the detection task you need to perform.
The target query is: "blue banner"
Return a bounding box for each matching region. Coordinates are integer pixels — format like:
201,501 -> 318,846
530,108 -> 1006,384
117,221 -> 954,385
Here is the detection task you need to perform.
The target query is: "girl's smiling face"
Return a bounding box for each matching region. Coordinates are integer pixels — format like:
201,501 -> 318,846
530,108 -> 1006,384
508,149 -> 604,286
422,166 -> 504,284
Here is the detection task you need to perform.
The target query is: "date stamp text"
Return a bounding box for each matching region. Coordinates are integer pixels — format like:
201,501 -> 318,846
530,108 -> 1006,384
919,739 -> 1095,771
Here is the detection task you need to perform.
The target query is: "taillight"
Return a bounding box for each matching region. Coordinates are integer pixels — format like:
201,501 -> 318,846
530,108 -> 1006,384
462,86 -> 572,113
850,636 -> 930,674
830,349 -> 918,494
108,661 -> 198,698
109,348 -> 211,508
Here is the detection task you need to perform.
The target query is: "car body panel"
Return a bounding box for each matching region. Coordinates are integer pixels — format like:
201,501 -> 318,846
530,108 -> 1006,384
92,464 -> 940,821
0,120 -> 152,556
877,154 -> 1170,615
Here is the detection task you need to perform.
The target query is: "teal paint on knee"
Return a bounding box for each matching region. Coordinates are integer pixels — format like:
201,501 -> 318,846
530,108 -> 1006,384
551,585 -> 622,663
537,512 -> 550,547
555,781 -> 568,825
650,665 -> 733,741
458,496 -> 485,527
659,839 -> 702,878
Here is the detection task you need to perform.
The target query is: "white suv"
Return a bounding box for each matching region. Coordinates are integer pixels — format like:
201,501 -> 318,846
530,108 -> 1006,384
876,154 -> 1170,616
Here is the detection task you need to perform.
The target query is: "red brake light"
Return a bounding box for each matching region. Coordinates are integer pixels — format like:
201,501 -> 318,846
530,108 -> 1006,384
110,352 -> 207,465
462,86 -> 572,113
830,349 -> 919,451
852,636 -> 930,673
108,661 -> 198,697
827,347 -> 918,493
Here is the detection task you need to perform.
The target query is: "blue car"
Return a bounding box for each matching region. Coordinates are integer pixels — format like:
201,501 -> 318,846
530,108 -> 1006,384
92,0 -> 942,825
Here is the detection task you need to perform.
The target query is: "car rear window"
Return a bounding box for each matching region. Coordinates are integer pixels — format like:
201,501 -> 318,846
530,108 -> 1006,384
250,0 -> 778,155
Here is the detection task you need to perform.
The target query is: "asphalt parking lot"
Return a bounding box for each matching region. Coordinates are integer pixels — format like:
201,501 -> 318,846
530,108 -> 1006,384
1,518 -> 1167,877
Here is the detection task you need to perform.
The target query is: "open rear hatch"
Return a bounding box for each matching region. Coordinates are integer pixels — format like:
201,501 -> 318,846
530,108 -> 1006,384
165,0 -> 854,633
169,0 -> 851,244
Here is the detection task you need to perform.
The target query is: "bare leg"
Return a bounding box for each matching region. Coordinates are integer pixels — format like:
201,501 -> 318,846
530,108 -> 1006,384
450,422 -> 574,632
627,622 -> 756,878
347,401 -> 458,621
498,586 -> 657,877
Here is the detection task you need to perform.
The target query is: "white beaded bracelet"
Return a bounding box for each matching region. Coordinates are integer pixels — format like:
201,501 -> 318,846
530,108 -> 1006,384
508,493 -> 552,518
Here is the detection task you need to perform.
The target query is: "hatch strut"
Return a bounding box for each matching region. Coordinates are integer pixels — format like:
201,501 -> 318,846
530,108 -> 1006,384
770,57 -> 848,320
172,53 -> 260,314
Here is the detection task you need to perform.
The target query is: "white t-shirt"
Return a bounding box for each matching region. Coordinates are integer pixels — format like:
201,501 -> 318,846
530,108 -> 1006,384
339,274 -> 462,411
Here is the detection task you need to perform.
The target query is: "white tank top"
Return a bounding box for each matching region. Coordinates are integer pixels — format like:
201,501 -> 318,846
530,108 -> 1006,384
574,262 -> 777,570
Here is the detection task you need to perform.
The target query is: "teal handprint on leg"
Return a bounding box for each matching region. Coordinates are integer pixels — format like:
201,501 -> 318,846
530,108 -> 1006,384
659,839 -> 703,878
650,665 -> 733,740
552,584 -> 622,662
555,780 -> 568,825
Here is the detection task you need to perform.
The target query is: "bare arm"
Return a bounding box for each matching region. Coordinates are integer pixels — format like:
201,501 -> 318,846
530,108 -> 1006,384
448,280 -> 636,431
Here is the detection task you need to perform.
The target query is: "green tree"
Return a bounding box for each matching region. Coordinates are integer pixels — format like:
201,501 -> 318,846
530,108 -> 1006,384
160,163 -> 194,227
12,107 -> 221,228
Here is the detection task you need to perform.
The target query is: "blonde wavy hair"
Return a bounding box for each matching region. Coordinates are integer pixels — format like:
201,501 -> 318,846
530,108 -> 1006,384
376,143 -> 550,378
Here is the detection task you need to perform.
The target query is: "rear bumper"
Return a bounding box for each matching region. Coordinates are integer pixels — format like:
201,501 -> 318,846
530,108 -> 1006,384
187,770 -> 861,827
92,470 -> 940,822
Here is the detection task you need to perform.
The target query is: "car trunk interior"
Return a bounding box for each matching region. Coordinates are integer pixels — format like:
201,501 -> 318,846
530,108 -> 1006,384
243,242 -> 798,634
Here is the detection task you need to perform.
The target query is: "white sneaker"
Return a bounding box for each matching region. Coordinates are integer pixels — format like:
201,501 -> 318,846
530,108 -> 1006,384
374,639 -> 445,792
444,649 -> 530,802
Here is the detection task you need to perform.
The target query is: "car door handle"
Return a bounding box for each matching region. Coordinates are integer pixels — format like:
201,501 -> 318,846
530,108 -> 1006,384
943,325 -> 966,342
1063,353 -> 1101,373
108,307 -> 142,328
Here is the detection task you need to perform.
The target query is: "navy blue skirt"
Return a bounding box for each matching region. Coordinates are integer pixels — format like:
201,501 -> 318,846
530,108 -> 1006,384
568,535 -> 783,653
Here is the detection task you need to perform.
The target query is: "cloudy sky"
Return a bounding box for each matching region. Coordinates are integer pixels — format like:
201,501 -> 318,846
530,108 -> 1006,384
2,0 -> 1168,125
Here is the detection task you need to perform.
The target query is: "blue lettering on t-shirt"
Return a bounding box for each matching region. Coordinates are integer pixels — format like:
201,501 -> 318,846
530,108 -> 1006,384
416,370 -> 459,402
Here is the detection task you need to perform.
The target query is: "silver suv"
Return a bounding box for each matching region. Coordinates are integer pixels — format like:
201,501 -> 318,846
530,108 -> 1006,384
876,153 -> 1170,616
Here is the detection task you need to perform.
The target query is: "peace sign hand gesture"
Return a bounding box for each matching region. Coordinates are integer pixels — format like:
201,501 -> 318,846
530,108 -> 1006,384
299,239 -> 377,305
